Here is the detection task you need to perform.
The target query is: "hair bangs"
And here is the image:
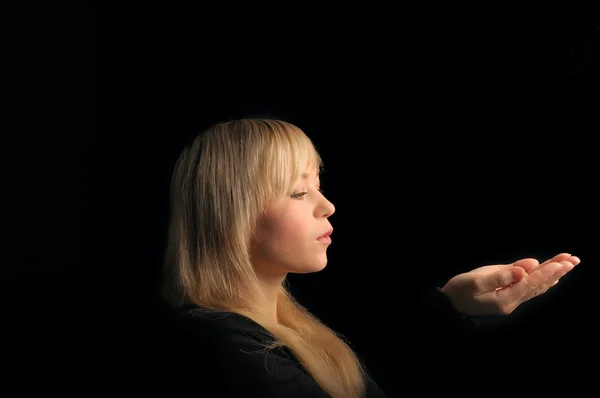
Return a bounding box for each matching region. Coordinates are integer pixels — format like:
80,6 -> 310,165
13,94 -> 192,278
260,121 -> 322,201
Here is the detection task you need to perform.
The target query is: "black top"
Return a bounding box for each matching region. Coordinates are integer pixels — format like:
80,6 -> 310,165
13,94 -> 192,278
166,305 -> 386,397
153,286 -> 479,397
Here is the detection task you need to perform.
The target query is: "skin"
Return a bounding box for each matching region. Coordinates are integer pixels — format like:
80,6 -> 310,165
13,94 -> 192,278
250,166 -> 334,322
441,253 -> 581,316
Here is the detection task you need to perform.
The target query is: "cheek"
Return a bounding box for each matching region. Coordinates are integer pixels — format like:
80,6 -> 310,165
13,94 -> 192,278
270,221 -> 303,244
263,215 -> 308,248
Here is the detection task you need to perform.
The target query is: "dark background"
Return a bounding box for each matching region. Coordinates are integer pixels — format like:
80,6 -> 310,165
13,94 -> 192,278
5,1 -> 599,395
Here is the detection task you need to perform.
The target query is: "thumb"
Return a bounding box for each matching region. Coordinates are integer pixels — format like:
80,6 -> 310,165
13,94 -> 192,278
486,267 -> 526,291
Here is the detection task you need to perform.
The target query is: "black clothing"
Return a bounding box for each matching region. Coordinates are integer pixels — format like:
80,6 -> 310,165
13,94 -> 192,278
153,286 -> 478,397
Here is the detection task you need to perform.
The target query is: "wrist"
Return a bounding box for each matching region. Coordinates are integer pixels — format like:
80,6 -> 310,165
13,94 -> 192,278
437,286 -> 469,318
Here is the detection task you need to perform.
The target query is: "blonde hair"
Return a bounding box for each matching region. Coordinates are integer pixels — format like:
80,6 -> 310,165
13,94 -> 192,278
161,119 -> 366,397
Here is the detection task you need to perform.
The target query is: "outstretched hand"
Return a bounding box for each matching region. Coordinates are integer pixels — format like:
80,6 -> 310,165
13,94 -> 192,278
440,253 -> 580,316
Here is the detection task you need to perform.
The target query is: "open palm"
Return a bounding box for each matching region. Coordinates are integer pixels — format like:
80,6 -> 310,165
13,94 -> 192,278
442,253 -> 579,316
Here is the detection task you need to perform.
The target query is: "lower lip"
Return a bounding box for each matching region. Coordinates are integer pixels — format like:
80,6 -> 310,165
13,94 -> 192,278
317,236 -> 332,243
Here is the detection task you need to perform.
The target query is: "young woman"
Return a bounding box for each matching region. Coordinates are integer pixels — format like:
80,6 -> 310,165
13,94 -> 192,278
159,119 -> 579,397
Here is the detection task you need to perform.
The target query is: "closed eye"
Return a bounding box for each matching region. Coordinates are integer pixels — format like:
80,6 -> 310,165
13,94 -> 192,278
291,187 -> 324,200
291,192 -> 308,199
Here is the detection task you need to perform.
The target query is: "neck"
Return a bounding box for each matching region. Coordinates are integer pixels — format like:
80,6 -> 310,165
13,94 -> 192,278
255,272 -> 286,324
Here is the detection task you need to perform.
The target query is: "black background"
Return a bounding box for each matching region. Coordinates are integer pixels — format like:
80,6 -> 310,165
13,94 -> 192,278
5,1 -> 599,395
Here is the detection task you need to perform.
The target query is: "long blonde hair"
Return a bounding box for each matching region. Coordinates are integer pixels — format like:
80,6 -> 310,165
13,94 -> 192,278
161,119 -> 366,397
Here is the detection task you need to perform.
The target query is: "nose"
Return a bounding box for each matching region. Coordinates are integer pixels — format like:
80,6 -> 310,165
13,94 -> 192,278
321,196 -> 335,218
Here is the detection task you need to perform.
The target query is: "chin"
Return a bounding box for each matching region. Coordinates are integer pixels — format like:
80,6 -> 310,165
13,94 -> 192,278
293,261 -> 328,274
313,263 -> 327,272
285,253 -> 329,274
308,260 -> 328,273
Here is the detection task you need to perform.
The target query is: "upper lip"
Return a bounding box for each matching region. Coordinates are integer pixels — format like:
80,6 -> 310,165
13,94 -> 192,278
318,228 -> 333,239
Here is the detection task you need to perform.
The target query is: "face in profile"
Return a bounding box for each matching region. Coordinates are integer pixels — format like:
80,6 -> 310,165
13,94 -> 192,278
250,166 -> 336,278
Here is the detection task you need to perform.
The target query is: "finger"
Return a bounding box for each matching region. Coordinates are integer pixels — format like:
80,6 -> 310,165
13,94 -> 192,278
556,260 -> 575,277
570,256 -> 581,265
507,253 -> 579,275
504,262 -> 564,301
546,261 -> 573,286
539,253 -> 572,268
519,263 -> 570,302
522,261 -> 573,301
479,267 -> 526,292
527,261 -> 565,286
512,258 -> 539,273
527,254 -> 570,276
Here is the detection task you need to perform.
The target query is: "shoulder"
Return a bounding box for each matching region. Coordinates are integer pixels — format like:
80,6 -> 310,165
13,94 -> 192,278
159,305 -> 331,397
166,305 -> 277,360
171,305 -> 272,346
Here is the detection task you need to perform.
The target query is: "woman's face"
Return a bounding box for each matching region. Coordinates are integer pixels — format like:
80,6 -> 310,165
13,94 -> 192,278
250,166 -> 335,278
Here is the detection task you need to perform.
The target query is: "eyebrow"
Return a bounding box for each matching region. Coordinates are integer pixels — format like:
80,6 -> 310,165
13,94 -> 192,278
301,172 -> 321,188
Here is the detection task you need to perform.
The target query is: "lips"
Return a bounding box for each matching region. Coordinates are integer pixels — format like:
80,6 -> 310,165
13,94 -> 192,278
317,228 -> 333,240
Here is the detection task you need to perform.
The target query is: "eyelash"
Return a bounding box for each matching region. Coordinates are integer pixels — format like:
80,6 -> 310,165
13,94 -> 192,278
291,188 -> 324,199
